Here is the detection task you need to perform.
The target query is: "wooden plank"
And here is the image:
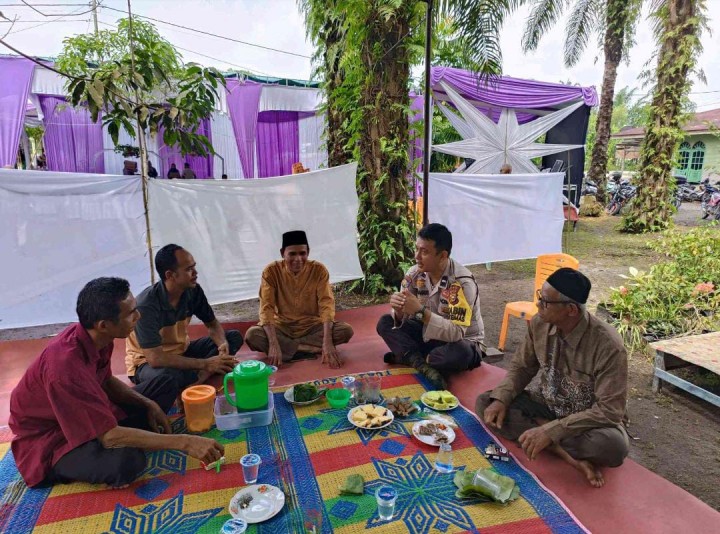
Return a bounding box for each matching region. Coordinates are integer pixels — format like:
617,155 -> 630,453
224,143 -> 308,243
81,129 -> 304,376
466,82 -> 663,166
649,332 -> 720,375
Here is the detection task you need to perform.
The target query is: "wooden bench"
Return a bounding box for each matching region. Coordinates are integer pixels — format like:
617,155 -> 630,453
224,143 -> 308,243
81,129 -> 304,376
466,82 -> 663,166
649,331 -> 720,408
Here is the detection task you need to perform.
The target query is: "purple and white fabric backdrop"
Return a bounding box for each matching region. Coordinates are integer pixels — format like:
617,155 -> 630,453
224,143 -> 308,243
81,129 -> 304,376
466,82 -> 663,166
430,66 -> 598,112
0,58 -> 36,167
158,118 -> 213,178
256,111 -> 300,178
38,95 -> 105,174
225,79 -> 262,178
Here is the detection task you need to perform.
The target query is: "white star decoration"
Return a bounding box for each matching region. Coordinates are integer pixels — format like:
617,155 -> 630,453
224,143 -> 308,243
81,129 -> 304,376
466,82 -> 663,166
432,81 -> 584,174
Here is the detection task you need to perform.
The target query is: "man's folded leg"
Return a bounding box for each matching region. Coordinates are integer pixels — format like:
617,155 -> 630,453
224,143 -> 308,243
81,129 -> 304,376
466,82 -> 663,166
245,326 -> 300,362
427,340 -> 482,373
184,329 -> 243,358
376,314 -> 425,363
560,426 -> 630,468
475,391 -> 552,441
49,439 -> 146,487
294,322 -> 355,351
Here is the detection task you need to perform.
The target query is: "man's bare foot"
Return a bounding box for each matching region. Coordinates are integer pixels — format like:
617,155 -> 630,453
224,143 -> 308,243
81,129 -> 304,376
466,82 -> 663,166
573,459 -> 605,488
547,444 -> 605,488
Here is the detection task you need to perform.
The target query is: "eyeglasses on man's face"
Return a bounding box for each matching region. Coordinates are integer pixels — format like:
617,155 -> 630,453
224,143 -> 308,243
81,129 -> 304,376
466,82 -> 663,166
536,289 -> 574,309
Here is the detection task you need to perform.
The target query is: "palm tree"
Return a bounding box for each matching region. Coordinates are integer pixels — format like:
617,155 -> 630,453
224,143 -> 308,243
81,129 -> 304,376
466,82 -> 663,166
297,0 -> 351,167
519,0 -> 641,202
622,0 -> 706,232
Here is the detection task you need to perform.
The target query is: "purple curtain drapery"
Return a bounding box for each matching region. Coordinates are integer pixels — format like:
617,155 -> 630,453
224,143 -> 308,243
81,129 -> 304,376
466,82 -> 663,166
0,58 -> 35,167
430,66 -> 598,111
256,111 -> 300,178
38,95 -> 105,174
226,79 -> 262,178
158,118 -> 214,178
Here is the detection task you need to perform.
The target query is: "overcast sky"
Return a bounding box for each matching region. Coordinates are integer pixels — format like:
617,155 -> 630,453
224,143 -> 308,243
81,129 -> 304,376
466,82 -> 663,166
2,0 -> 719,110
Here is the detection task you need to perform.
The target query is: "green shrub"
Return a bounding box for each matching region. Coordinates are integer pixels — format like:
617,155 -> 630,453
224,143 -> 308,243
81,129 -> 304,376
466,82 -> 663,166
604,224 -> 720,350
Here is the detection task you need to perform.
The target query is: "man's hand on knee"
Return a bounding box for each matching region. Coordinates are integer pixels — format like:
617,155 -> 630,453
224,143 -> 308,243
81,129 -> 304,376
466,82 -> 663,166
484,400 -> 507,430
268,343 -> 283,368
518,426 -> 552,460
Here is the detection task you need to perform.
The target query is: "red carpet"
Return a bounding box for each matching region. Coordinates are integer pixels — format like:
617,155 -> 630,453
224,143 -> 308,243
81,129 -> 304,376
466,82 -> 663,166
1,304 -> 718,533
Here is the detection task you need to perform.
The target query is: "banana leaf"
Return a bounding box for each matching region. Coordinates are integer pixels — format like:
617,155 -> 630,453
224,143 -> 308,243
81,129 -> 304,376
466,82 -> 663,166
453,469 -> 520,504
338,474 -> 365,495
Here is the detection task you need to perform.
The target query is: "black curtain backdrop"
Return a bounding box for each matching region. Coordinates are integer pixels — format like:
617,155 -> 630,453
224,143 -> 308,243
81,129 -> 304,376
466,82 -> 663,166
542,104 -> 591,206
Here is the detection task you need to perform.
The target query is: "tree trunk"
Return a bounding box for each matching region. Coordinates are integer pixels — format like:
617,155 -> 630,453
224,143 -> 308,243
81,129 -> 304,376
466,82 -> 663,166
321,16 -> 351,167
356,2 -> 417,290
622,0 -> 700,232
586,0 -> 630,203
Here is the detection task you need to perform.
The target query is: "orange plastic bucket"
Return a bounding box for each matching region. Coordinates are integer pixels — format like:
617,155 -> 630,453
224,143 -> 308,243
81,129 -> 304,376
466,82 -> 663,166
181,385 -> 216,433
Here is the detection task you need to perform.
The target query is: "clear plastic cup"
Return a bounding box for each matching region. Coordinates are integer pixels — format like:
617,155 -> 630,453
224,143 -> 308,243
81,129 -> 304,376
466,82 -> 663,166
240,453 -> 261,484
221,518 -> 248,533
375,485 -> 397,521
268,365 -> 278,387
434,443 -> 454,473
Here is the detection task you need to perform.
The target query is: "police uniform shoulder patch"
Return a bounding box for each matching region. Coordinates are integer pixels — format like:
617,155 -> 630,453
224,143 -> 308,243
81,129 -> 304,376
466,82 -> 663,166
441,282 -> 472,326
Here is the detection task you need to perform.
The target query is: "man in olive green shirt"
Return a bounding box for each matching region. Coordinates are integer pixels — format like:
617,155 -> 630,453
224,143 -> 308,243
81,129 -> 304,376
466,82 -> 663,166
476,268 -> 629,488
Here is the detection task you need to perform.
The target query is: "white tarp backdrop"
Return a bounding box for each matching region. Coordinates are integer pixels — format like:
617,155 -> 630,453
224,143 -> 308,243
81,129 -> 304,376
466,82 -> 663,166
429,172 -> 565,265
148,163 -> 363,305
0,169 -> 149,329
0,164 -> 362,329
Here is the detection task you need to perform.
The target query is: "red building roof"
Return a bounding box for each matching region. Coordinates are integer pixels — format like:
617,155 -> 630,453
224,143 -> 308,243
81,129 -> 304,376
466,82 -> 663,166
612,108 -> 720,139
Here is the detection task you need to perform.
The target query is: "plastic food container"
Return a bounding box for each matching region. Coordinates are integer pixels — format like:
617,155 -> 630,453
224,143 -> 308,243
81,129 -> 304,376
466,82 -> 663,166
215,392 -> 275,431
181,384 -> 216,433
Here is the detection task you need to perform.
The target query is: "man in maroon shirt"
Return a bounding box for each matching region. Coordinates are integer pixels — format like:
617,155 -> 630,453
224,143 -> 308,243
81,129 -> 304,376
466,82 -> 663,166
9,277 -> 224,488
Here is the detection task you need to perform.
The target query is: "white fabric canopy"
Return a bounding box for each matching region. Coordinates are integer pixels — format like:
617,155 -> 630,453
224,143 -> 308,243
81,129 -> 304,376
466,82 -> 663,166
259,86 -> 322,112
210,111 -> 243,179
428,172 -> 565,265
30,64 -> 66,99
298,113 -> 328,171
147,163 -> 362,305
0,169 -> 149,329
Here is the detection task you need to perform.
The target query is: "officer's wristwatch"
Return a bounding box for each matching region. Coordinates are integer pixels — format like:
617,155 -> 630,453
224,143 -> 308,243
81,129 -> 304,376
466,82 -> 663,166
414,305 -> 426,321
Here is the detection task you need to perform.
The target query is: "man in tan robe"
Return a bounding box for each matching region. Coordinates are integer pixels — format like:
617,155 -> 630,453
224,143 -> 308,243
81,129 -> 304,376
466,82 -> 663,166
245,230 -> 353,368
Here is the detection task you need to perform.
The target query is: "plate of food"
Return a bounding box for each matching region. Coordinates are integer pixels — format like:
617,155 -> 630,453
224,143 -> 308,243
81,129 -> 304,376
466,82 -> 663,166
420,390 -> 459,411
386,396 -> 419,418
284,383 -> 326,406
412,420 -> 456,446
347,404 -> 394,430
229,484 -> 285,523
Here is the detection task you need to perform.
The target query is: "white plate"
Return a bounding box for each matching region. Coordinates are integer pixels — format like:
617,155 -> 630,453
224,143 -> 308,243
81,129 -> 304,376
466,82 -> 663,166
229,484 -> 285,523
412,421 -> 456,446
347,404 -> 395,430
284,387 -> 324,406
420,391 -> 459,411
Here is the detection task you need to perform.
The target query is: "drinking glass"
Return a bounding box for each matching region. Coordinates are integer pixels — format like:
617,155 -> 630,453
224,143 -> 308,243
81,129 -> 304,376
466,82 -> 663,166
434,443 -> 454,473
268,365 -> 278,387
375,485 -> 397,521
240,453 -> 261,484
358,375 -> 382,404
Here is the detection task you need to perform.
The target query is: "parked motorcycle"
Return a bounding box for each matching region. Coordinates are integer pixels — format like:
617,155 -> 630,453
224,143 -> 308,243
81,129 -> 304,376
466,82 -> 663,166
671,174 -> 686,210
581,179 -> 598,196
699,179 -> 720,220
606,179 -> 637,215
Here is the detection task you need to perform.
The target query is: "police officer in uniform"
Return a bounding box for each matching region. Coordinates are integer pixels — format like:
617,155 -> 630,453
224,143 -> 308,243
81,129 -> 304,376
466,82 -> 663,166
376,223 -> 485,389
